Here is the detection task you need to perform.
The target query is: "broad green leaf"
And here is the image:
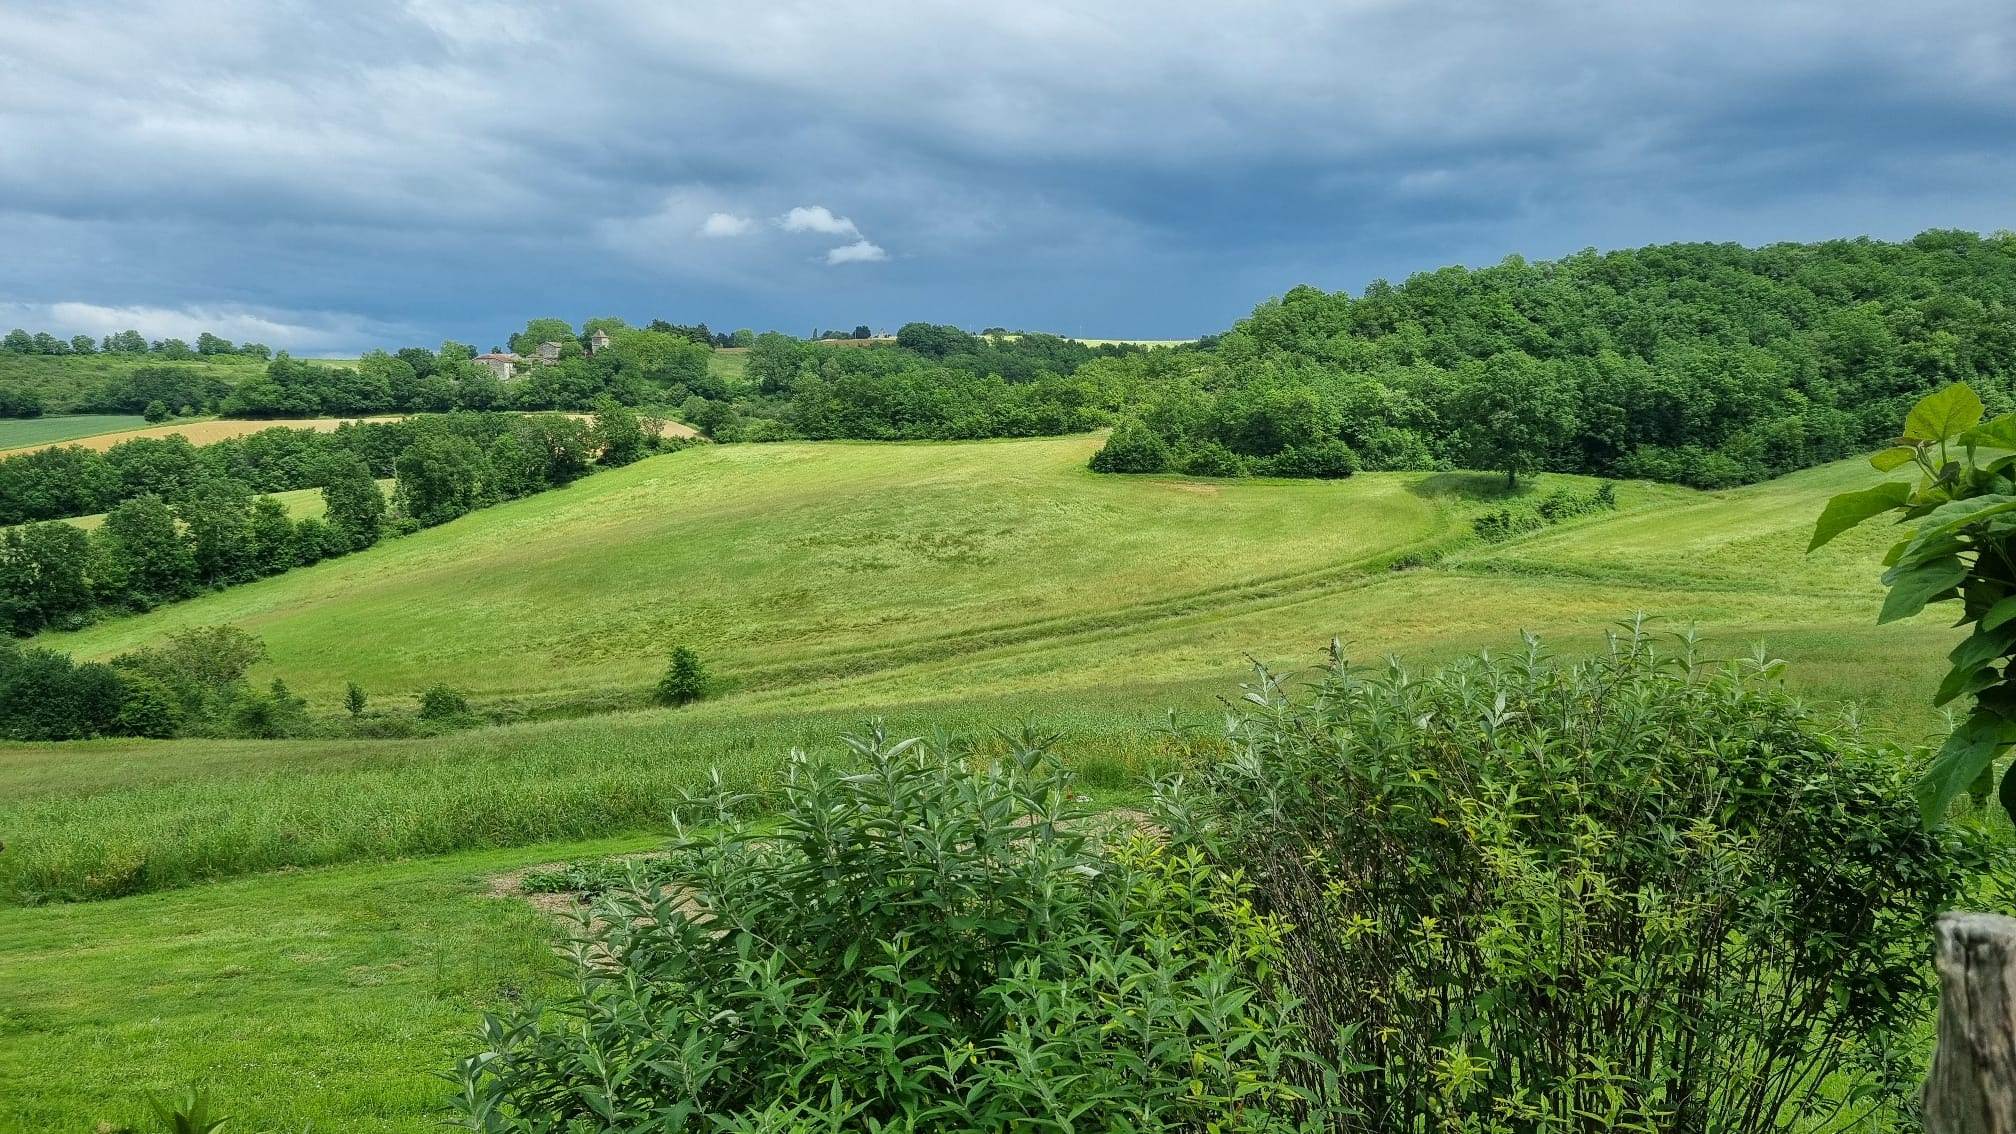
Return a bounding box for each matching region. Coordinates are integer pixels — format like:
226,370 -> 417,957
1916,710 -> 2008,827
1884,536 -> 1964,582
1808,482 -> 1911,552
1906,383 -> 1985,443
1984,596 -> 2016,632
1910,493 -> 2016,536
1961,413 -> 2016,452
1882,496 -> 2016,578
1933,662 -> 1999,708
1949,624 -> 2016,672
1879,555 -> 1966,624
1870,446 -> 1919,471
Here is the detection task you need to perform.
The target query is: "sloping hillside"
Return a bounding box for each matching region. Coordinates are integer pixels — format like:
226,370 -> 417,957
41,436 -> 1482,700
36,435 -> 1940,718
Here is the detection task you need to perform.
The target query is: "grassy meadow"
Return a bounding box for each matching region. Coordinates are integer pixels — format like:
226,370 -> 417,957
0,414 -> 151,450
0,433 -> 1963,1130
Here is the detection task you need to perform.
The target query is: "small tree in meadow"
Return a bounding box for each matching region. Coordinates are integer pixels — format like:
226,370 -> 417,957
344,681 -> 367,717
418,684 -> 469,720
1087,418 -> 1171,473
655,646 -> 709,706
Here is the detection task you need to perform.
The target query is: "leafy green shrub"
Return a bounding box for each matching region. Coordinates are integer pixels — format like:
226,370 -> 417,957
1812,382 -> 2016,825
1087,417 -> 1171,473
1179,438 -> 1246,477
1535,482 -> 1617,522
114,671 -> 183,738
1258,439 -> 1359,479
452,727 -> 1315,1131
1474,481 -> 1617,541
0,642 -> 125,739
1470,504 -> 1545,542
517,857 -> 664,898
654,645 -> 710,707
230,678 -> 311,739
1163,628 -> 1995,1133
419,684 -> 470,720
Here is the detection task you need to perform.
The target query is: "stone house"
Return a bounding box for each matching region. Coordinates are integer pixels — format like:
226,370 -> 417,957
473,352 -> 523,380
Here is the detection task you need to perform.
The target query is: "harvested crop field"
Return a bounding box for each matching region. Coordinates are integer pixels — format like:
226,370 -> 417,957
0,416 -> 404,457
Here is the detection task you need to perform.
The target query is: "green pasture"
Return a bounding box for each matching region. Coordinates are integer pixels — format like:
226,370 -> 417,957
0,414 -> 150,450
41,436 -> 1474,702
0,436 -> 1970,1128
9,439 -> 1959,908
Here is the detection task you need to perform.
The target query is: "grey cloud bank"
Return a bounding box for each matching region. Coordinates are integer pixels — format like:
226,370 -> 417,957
0,0 -> 2010,352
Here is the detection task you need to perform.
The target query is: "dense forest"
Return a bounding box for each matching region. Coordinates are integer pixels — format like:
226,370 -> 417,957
1085,229 -> 2016,486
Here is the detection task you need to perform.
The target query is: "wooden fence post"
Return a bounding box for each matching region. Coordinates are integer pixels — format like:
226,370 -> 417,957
1925,912 -> 2016,1134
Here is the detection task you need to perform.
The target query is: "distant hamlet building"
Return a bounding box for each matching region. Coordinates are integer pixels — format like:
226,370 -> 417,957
473,331 -> 611,381
473,352 -> 523,379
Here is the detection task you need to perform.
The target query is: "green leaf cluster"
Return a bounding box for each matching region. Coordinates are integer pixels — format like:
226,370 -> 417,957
452,726 -> 1317,1131
1165,627 -> 1987,1133
1810,382 -> 2016,824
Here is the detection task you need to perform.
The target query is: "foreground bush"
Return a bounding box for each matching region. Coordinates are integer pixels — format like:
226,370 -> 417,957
452,727 -> 1316,1132
1165,626 -> 1994,1133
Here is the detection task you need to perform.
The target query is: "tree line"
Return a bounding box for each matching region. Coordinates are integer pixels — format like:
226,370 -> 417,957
1085,229 -> 2016,486
679,325 -> 1141,442
0,327 -> 273,361
0,403 -> 664,635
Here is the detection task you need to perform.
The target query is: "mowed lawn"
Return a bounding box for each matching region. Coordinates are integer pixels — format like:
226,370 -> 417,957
0,414 -> 149,450
0,837 -> 657,1134
43,436 -> 1463,702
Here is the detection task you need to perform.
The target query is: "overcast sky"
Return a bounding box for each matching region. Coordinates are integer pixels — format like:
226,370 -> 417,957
1,1 -> 2011,354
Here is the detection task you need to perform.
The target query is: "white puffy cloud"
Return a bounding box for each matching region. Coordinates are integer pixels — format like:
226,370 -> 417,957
777,206 -> 863,238
825,240 -> 888,265
699,212 -> 757,237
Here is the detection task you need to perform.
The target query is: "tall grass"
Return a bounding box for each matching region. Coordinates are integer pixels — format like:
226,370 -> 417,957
0,694 -> 1196,905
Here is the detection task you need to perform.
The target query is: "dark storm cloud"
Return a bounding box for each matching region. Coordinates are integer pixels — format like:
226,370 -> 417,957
0,0 -> 2010,351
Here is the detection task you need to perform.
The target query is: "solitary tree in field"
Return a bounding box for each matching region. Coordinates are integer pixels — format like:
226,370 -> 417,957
345,682 -> 367,718
1453,352 -> 1579,488
657,647 -> 710,707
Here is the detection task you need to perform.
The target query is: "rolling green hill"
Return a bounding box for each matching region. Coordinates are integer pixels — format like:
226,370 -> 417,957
40,435 -> 1478,702
34,435 -> 1935,717
0,435 -> 1962,1132
6,436 -> 1952,909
